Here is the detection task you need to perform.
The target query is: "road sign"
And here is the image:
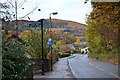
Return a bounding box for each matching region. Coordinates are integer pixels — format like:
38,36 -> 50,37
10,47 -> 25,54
47,41 -> 54,45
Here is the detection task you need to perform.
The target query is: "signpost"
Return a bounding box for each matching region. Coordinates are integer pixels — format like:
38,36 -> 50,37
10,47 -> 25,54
47,38 -> 54,71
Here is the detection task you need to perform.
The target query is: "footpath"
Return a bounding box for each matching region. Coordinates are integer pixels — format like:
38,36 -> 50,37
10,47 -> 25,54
33,57 -> 76,79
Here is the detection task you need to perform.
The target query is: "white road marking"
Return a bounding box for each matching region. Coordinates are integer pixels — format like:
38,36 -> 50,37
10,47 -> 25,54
88,62 -> 94,66
109,72 -> 120,78
86,61 -> 119,78
95,66 -> 104,71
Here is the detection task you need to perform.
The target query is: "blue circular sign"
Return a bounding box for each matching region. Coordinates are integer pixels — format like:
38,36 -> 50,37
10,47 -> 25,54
47,41 -> 54,45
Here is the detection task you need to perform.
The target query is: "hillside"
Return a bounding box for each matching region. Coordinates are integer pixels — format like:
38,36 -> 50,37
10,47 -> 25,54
2,19 -> 86,31
45,19 -> 86,30
2,18 -> 87,47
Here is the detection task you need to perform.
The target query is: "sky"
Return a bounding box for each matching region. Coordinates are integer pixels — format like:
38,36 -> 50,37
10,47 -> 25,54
1,0 -> 92,24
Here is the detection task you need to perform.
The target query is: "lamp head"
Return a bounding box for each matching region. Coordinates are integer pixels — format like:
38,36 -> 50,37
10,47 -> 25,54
52,12 -> 58,15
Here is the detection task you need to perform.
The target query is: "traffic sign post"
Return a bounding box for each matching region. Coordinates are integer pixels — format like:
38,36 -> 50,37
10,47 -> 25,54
47,38 -> 54,71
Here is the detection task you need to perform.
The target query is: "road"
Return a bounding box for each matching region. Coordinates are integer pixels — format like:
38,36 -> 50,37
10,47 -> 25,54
68,54 -> 119,79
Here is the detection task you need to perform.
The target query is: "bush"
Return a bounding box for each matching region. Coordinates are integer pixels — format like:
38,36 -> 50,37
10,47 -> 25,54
73,50 -> 81,54
47,51 -> 59,62
20,29 -> 49,59
62,53 -> 70,57
60,45 -> 71,53
58,52 -> 64,58
2,34 -> 32,79
58,52 -> 70,58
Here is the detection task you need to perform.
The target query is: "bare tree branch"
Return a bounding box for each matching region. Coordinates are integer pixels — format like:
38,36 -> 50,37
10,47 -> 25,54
1,0 -> 38,20
20,6 -> 38,19
0,3 -> 10,8
18,0 -> 26,8
7,0 -> 15,8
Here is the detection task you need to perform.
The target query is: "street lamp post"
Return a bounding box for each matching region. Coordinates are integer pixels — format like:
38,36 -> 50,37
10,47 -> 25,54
49,12 -> 58,71
37,9 -> 45,75
41,19 -> 45,75
49,12 -> 58,28
38,19 -> 45,75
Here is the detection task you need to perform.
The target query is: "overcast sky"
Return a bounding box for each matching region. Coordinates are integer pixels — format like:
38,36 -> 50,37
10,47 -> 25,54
1,0 -> 92,24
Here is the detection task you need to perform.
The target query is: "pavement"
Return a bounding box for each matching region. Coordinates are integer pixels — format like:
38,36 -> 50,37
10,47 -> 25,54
33,57 -> 76,79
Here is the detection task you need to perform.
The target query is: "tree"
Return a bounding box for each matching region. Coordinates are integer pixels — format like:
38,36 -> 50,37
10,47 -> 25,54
76,38 -> 81,46
1,0 -> 38,21
20,29 -> 49,59
0,2 -> 11,20
2,31 -> 32,79
55,40 -> 65,49
86,2 -> 119,64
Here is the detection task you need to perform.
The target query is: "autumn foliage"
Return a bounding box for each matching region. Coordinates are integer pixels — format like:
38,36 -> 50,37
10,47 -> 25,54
86,2 -> 119,64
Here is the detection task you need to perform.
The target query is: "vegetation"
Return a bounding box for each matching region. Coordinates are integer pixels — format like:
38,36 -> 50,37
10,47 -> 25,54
53,32 -> 77,44
2,28 -> 55,78
86,2 -> 119,64
76,38 -> 81,46
19,29 -> 49,59
2,30 -> 32,79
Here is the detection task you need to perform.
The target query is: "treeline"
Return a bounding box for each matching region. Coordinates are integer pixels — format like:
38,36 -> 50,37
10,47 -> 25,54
86,2 -> 120,64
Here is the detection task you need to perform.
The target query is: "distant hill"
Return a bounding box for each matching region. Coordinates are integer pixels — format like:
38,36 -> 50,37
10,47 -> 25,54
2,19 -> 86,32
45,19 -> 86,30
46,19 -> 87,47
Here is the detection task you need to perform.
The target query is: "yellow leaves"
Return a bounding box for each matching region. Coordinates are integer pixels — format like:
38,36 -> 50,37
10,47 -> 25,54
113,28 -> 118,33
2,30 -> 16,40
26,53 -> 32,59
76,38 -> 80,46
20,30 -> 31,36
19,30 -> 31,39
0,30 -> 3,32
87,2 -> 119,62
56,41 -> 62,48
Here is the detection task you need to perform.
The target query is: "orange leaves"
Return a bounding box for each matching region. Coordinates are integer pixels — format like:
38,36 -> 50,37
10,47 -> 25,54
20,30 -> 31,35
76,38 -> 80,46
86,2 -> 119,55
19,30 -> 31,38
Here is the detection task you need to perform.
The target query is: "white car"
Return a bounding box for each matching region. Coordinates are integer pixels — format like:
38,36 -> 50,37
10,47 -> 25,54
81,47 -> 89,54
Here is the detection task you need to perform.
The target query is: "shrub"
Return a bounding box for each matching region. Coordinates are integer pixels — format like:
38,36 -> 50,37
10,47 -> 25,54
47,50 -> 59,62
62,53 -> 70,57
2,34 -> 32,79
57,52 -> 70,58
70,50 -> 74,54
60,45 -> 71,53
20,29 -> 49,59
57,52 -> 64,58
